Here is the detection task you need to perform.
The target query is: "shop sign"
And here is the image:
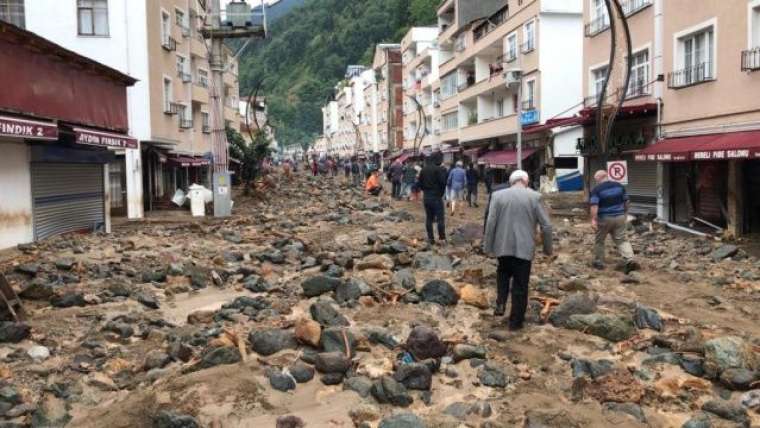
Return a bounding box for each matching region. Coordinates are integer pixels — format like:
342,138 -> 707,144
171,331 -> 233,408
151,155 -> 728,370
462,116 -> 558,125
634,153 -> 689,162
520,109 -> 540,126
74,127 -> 137,149
692,149 -> 750,160
0,115 -> 58,141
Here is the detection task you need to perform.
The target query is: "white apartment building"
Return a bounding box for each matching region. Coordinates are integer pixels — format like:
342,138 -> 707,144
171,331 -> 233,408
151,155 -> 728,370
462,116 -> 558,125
401,27 -> 441,153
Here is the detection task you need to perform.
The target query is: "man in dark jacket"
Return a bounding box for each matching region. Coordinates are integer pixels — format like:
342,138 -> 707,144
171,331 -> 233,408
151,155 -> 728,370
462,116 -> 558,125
466,163 -> 480,208
390,161 -> 404,199
417,156 -> 448,244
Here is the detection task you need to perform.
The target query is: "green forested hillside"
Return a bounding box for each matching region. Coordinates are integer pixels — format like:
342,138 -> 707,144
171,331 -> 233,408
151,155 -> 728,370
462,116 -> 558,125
239,0 -> 439,149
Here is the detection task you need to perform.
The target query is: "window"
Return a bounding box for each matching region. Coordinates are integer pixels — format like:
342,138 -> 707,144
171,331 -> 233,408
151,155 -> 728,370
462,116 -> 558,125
0,0 -> 24,28
442,112 -> 458,130
627,50 -> 649,97
505,33 -> 518,61
587,0 -> 610,35
197,69 -> 209,87
78,0 -> 108,36
523,20 -> 535,52
753,5 -> 760,48
176,55 -> 188,77
671,26 -> 714,87
592,66 -> 608,98
496,97 -> 505,117
175,9 -> 185,27
524,80 -> 535,110
441,73 -> 458,99
163,77 -> 173,112
161,10 -> 171,44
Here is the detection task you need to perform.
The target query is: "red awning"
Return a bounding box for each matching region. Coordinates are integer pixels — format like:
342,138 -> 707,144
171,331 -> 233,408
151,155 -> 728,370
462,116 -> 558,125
523,116 -> 586,134
634,130 -> 760,162
168,155 -> 211,167
477,148 -> 536,166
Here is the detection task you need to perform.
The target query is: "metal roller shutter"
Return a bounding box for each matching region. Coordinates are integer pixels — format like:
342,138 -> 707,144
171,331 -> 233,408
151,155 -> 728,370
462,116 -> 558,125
31,163 -> 104,241
624,155 -> 657,214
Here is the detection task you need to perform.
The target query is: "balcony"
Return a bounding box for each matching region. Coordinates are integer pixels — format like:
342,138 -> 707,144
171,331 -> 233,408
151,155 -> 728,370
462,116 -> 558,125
196,75 -> 209,88
585,14 -> 610,37
179,119 -> 194,129
460,114 -> 518,143
741,48 -> 760,72
164,102 -> 181,115
457,76 -> 476,92
668,62 -> 714,89
161,36 -> 177,52
191,84 -> 209,104
473,6 -> 508,42
584,95 -> 600,108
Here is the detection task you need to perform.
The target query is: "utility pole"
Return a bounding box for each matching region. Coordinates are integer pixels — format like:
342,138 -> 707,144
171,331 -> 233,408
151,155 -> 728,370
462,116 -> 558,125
203,0 -> 266,217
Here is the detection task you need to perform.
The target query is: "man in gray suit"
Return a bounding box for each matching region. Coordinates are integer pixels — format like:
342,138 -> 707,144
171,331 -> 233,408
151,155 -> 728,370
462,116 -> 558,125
484,170 -> 553,330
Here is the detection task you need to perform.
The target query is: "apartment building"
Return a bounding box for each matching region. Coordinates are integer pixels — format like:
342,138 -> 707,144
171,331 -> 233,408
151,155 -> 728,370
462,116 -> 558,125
435,0 -> 584,182
22,0 -> 241,214
401,27 -> 440,155
582,0 -> 760,236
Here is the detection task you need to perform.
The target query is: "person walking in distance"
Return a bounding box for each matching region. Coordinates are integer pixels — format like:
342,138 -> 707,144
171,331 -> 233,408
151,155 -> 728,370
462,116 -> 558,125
417,156 -> 448,245
484,170 -> 553,331
343,159 -> 351,183
351,160 -> 361,187
484,166 -> 494,195
402,161 -> 417,200
447,161 -> 468,215
589,170 -> 639,273
389,160 -> 404,200
466,163 -> 480,208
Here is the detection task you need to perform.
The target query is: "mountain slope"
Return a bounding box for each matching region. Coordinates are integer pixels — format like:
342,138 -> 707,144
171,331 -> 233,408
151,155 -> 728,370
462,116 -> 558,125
239,0 -> 439,149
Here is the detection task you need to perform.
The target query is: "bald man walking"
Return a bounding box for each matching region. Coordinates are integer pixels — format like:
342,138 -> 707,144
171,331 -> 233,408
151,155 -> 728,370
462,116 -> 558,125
589,170 -> 637,273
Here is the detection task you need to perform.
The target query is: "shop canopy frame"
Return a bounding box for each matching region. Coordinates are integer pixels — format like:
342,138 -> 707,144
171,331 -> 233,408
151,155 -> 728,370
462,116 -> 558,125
634,129 -> 760,162
477,148 -> 537,167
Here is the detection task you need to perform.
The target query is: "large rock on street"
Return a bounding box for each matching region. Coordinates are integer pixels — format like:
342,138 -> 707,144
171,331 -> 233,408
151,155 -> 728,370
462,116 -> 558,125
355,254 -> 394,271
405,326 -> 447,360
412,252 -> 453,271
565,313 -> 635,342
294,318 -> 321,347
420,280 -> 459,306
320,327 -> 357,356
371,375 -> 413,407
310,301 -> 349,327
196,346 -> 241,369
701,400 -> 749,426
302,275 -> 342,297
249,329 -> 298,356
314,352 -> 351,374
334,278 -> 369,303
19,278 -> 56,300
549,293 -> 598,327
393,363 -> 432,390
703,336 -> 758,379
710,244 -> 739,262
154,411 -> 200,428
378,413 -> 425,428
0,322 -> 30,343
459,284 -> 489,309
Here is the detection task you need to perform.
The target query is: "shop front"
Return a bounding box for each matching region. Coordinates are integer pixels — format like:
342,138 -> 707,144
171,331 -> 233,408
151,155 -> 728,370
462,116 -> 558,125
635,129 -> 760,236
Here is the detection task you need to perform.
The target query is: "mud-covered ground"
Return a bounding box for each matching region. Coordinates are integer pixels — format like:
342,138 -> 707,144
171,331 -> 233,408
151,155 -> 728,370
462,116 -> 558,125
0,170 -> 758,428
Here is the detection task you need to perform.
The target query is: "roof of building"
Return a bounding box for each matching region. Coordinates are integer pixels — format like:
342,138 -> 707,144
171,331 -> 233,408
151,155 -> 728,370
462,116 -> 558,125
0,21 -> 137,86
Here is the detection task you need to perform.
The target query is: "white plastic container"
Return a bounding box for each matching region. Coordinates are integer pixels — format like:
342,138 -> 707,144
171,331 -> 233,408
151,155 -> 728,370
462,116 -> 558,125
188,184 -> 206,217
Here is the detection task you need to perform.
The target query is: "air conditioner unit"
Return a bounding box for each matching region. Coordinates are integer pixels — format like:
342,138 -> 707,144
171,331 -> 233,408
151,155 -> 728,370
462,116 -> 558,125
503,68 -> 522,87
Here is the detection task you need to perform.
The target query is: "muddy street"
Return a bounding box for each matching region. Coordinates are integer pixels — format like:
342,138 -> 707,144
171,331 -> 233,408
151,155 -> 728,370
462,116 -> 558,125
0,171 -> 758,428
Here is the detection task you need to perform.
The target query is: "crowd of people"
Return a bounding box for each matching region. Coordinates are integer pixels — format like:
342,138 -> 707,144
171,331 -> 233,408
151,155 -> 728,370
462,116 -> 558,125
286,154 -> 638,331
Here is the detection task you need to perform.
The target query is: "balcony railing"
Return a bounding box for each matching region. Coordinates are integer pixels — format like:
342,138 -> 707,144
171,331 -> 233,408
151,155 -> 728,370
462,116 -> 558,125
585,14 -> 610,37
668,62 -> 714,89
202,125 -> 211,134
626,79 -> 650,98
196,76 -> 209,88
178,71 -> 192,83
161,36 -> 177,51
473,6 -> 508,42
622,0 -> 652,16
521,41 -> 535,54
179,119 -> 193,129
741,48 -> 760,72
164,102 -> 181,115
522,100 -> 536,111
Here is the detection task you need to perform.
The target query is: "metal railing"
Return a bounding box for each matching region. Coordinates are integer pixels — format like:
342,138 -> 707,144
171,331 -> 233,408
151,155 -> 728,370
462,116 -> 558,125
179,71 -> 192,83
179,119 -> 194,129
741,48 -> 760,72
161,36 -> 177,51
622,0 -> 652,16
164,102 -> 181,115
626,79 -> 649,98
585,14 -> 610,37
668,62 -> 714,88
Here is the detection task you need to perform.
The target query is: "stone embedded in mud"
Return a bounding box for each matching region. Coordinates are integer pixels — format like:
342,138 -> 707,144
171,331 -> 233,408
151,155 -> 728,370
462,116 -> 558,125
243,275 -> 272,293
392,269 -> 416,290
571,359 -> 614,380
548,293 -> 598,327
103,320 -> 134,339
413,252 -> 453,271
719,368 -> 758,391
141,269 -> 167,284
135,292 -> 160,309
294,318 -> 321,347
681,412 -> 712,428
88,372 -> 118,391
249,329 -> 298,356
452,344 -> 487,362
30,393 -> 71,428
301,275 -> 342,297
0,322 -> 30,343
144,350 -> 171,371
0,386 -> 21,405
377,413 -> 425,428
364,326 -> 399,350
371,375 -> 413,407
565,313 -> 635,342
393,362 -> 432,390
459,284 -> 489,309
54,258 -> 75,271
314,352 -> 351,374
524,409 -> 582,428
602,402 -> 647,424
740,390 -> 760,411
344,376 -> 374,398
288,362 -> 315,383
420,280 -> 459,306
320,372 -> 345,385
321,327 -> 357,356
633,304 -> 663,331
276,415 -> 305,428
50,292 -> 87,308
310,301 -> 349,327
196,346 -> 241,369
267,368 -> 297,392
19,278 -> 57,300
349,404 -> 381,425
701,400 -> 749,425
477,362 -> 508,388
710,244 -> 739,262
355,254 -> 394,271
154,410 -> 200,428
703,336 -> 758,380
335,278 -> 366,303
405,326 -> 447,361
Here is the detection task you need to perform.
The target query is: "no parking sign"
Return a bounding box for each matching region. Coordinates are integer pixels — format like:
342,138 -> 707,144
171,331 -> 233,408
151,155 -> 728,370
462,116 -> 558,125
607,160 -> 628,185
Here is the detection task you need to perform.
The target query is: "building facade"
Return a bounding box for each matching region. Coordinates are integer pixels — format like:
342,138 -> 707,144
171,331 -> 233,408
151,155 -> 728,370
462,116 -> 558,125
372,44 -> 404,157
401,27 -> 440,153
0,20 -> 136,249
22,0 -> 241,215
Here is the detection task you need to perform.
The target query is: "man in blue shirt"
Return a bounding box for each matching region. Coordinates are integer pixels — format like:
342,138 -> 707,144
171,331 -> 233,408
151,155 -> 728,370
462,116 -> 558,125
589,170 -> 637,272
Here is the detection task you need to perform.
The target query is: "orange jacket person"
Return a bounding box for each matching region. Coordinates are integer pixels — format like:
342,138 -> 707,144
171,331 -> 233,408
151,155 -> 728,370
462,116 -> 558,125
365,170 -> 382,196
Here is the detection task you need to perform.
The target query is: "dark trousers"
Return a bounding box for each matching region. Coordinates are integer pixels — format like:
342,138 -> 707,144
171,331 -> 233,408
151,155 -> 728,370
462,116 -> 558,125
496,256 -> 532,326
423,198 -> 446,242
467,185 -> 478,206
391,180 -> 401,199
368,186 -> 382,196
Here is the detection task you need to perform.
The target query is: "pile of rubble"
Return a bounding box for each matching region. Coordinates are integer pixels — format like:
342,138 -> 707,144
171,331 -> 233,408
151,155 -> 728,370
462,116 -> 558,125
0,172 -> 757,427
